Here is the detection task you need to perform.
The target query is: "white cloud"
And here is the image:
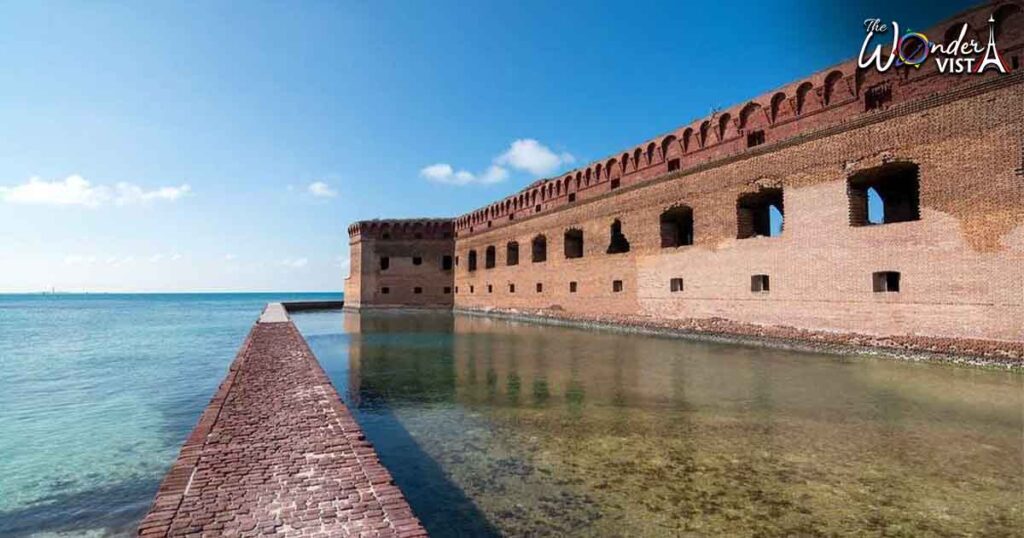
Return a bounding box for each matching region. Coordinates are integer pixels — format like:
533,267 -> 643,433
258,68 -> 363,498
0,175 -> 191,207
281,257 -> 308,269
421,139 -> 572,187
2,175 -> 107,207
307,181 -> 337,198
169,253 -> 182,262
495,139 -> 574,176
113,183 -> 191,206
224,254 -> 237,262
148,254 -> 164,263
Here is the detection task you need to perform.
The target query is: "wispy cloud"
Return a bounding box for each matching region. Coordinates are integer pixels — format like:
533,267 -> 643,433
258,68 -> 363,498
0,175 -> 191,207
307,181 -> 337,198
63,254 -> 98,265
281,257 -> 308,269
421,139 -> 572,186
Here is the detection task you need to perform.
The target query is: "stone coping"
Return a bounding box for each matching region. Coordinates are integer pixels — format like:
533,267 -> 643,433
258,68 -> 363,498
138,305 -> 426,537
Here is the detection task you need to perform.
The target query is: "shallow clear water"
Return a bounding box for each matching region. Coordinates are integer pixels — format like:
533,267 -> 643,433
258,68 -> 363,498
293,309 -> 1024,537
0,293 -> 340,537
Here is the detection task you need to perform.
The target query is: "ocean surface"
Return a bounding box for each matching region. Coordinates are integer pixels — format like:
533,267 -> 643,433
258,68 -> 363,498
292,309 -> 1024,537
0,293 -> 340,537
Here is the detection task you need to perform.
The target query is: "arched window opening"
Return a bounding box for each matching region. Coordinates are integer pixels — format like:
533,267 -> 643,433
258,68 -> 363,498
606,220 -> 630,254
824,71 -> 844,105
531,235 -> 547,263
646,143 -> 656,164
699,121 -> 711,147
796,82 -> 814,114
847,162 -> 921,226
737,188 -> 784,239
633,148 -> 643,169
468,250 -> 478,271
485,246 -> 496,269
660,205 -> 694,248
770,92 -> 786,123
717,113 -> 732,141
506,241 -> 519,266
564,229 -> 584,259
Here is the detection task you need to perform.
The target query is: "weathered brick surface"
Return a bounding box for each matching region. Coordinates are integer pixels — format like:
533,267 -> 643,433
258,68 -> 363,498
138,320 -> 426,537
345,2 -> 1024,352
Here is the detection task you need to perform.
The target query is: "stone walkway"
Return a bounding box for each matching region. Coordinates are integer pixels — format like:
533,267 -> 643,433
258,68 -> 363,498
138,310 -> 426,537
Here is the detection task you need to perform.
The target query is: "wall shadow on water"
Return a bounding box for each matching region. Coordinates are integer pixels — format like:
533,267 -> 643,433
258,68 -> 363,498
303,310 -> 501,538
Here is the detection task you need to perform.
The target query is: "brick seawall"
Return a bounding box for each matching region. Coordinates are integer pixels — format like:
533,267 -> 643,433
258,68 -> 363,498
138,304 -> 426,537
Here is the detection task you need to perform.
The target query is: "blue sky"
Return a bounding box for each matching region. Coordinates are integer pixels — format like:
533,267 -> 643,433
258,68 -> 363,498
0,0 -> 970,292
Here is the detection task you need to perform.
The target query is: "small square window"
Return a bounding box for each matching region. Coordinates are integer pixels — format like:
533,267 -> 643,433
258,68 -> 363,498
746,130 -> 765,148
443,286 -> 452,294
751,274 -> 770,293
380,256 -> 390,270
414,233 -> 423,239
509,284 -> 515,293
569,281 -> 578,293
413,287 -> 423,294
612,280 -> 623,293
535,205 -> 541,213
536,282 -> 543,293
488,221 -> 492,228
667,159 -> 681,172
610,179 -> 620,190
670,278 -> 684,292
412,256 -> 422,266
382,233 -> 391,240
568,193 -> 576,202
487,284 -> 493,294
509,214 -> 515,220
873,271 -> 900,293
442,255 -> 453,270
381,287 -> 390,294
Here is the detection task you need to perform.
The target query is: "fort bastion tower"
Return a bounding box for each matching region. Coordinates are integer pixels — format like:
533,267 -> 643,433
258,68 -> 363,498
346,1 -> 1024,346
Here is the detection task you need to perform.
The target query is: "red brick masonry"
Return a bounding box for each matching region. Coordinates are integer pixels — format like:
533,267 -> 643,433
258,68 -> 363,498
138,315 -> 426,537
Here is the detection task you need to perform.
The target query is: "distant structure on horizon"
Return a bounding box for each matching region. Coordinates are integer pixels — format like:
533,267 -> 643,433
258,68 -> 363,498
345,1 -> 1023,346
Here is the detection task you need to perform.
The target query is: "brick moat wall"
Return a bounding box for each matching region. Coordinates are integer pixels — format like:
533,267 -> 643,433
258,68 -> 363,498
346,2 -> 1024,344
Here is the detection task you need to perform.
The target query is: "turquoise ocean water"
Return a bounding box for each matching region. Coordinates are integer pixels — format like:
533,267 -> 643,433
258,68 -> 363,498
0,293 -> 340,537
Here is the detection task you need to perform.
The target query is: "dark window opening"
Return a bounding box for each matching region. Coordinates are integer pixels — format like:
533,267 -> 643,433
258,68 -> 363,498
470,285 -> 474,294
382,233 -> 391,240
1012,55 -> 1019,70
612,280 -> 623,293
506,241 -> 519,266
865,83 -> 893,111
412,256 -> 422,266
610,179 -> 620,190
660,205 -> 694,247
751,274 -> 770,293
564,229 -> 584,259
455,286 -> 459,294
487,284 -> 493,294
606,219 -> 630,254
443,286 -> 452,294
737,188 -> 784,239
414,287 -> 423,294
670,278 -> 684,292
509,214 -> 515,221
532,235 -> 547,263
568,193 -> 576,203
487,221 -> 492,228
536,282 -> 543,293
667,159 -> 681,172
535,205 -> 541,213
381,287 -> 390,294
380,256 -> 390,270
442,255 -> 453,270
848,163 -> 920,226
443,232 -> 451,239
746,130 -> 765,148
468,250 -> 478,271
414,233 -> 423,239
509,284 -> 516,293
873,271 -> 901,292
485,246 -> 496,269
569,281 -> 578,293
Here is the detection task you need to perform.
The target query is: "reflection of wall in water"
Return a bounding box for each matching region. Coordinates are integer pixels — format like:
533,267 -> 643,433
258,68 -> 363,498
345,310 -> 457,407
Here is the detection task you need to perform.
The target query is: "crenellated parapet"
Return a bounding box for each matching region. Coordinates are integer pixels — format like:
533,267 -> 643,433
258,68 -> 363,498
348,218 -> 454,241
454,0 -> 1024,237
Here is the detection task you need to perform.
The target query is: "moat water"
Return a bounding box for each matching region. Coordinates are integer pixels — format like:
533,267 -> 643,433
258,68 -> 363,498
293,309 -> 1023,537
